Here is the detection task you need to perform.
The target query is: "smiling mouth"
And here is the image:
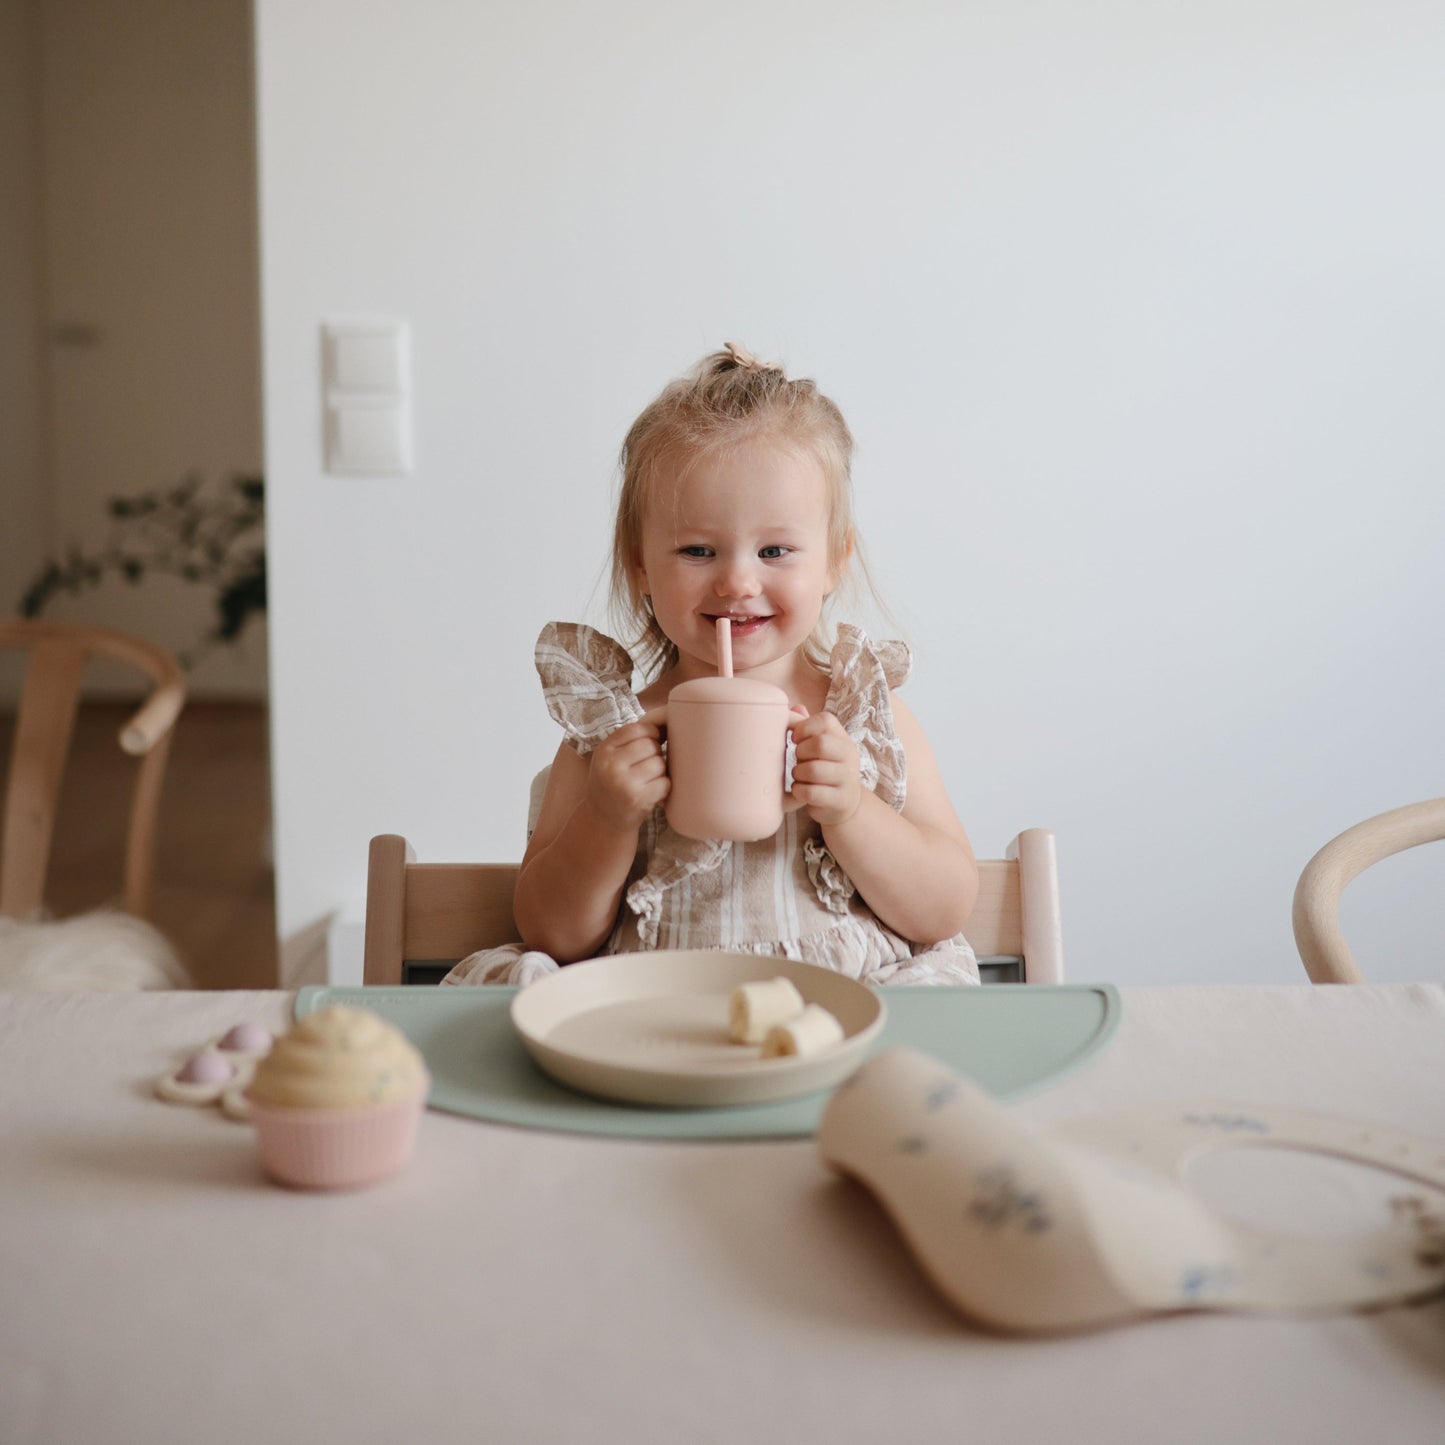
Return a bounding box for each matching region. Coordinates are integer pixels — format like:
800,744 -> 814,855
707,612 -> 771,630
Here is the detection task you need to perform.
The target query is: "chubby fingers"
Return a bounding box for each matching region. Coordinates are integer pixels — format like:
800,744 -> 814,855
587,718 -> 670,830
608,715 -> 665,745
789,709 -> 852,761
789,713 -> 863,825
616,718 -> 660,750
593,719 -> 663,772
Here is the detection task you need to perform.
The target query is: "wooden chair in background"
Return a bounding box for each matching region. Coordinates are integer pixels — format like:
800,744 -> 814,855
1,619 -> 187,922
1292,798 -> 1445,983
363,828 -> 1063,986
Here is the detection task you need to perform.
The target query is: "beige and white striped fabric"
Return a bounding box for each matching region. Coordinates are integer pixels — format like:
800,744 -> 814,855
443,622 -> 978,987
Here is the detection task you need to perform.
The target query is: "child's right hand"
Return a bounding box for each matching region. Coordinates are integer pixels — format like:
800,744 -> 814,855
584,717 -> 670,833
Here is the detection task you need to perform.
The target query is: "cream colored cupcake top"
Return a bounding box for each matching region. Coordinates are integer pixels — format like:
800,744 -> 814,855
249,1005 -> 428,1109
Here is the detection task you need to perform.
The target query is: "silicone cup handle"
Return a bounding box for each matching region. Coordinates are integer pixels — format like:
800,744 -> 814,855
782,705 -> 808,813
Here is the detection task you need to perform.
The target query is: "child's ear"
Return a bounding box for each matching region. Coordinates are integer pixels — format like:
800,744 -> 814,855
826,530 -> 855,595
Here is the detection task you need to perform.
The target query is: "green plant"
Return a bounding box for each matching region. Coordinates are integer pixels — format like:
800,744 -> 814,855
19,472 -> 266,669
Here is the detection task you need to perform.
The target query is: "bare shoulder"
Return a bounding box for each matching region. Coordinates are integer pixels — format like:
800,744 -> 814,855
888,690 -> 932,755
889,690 -> 971,847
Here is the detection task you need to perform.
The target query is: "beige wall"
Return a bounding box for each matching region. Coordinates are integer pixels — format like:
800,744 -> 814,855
3,0 -> 265,700
0,0 -> 47,702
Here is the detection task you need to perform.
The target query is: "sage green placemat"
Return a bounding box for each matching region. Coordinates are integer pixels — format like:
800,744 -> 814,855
295,984 -> 1120,1140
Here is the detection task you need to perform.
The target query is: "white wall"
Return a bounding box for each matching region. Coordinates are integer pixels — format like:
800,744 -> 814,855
257,0 -> 1445,987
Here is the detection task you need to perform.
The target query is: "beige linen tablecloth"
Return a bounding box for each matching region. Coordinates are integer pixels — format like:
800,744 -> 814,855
2,984 -> 1443,1445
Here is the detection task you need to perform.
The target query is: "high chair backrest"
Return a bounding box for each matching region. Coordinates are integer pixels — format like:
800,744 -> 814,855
1,619 -> 187,921
363,828 -> 1063,986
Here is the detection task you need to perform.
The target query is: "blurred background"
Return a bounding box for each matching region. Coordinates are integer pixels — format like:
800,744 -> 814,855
3,0 -> 1440,988
2,0 -> 270,986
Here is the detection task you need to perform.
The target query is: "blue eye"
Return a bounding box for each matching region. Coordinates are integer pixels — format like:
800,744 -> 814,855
679,546 -> 714,558
759,545 -> 790,560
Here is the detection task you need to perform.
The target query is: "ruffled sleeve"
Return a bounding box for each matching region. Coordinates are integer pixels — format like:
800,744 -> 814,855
824,625 -> 910,811
534,622 -> 643,756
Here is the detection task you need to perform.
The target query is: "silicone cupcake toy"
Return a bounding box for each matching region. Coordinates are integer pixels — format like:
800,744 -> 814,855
246,1005 -> 429,1190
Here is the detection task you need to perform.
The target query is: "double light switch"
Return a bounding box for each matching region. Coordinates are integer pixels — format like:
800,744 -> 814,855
323,320 -> 412,475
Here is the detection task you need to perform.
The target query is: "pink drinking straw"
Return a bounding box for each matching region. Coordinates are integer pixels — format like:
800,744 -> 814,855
716,616 -> 733,677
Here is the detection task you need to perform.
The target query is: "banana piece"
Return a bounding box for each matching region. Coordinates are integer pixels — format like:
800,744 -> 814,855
761,1003 -> 845,1058
729,976 -> 805,1044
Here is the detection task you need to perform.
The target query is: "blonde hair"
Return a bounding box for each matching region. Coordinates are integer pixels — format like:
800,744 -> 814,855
609,344 -> 873,679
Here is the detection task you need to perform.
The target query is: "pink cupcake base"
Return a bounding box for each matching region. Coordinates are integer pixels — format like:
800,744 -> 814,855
248,1086 -> 428,1190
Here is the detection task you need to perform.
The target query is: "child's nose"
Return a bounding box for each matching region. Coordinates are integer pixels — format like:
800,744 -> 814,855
715,557 -> 761,599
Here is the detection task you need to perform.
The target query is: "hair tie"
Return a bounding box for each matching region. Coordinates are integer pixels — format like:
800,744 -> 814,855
724,341 -> 782,374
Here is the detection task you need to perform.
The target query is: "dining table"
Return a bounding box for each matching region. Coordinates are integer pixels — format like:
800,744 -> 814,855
2,979 -> 1443,1445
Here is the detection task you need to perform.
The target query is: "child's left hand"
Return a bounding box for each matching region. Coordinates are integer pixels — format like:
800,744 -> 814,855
788,709 -> 862,828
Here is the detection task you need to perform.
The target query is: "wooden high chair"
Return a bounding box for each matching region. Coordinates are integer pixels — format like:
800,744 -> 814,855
1,619 -> 187,922
1292,798 -> 1445,983
363,828 -> 1063,986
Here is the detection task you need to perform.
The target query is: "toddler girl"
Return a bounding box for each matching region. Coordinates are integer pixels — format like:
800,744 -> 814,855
443,343 -> 980,987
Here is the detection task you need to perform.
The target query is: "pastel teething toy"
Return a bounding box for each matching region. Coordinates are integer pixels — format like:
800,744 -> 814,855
246,1005 -> 429,1190
154,1024 -> 275,1118
218,1022 -> 273,1057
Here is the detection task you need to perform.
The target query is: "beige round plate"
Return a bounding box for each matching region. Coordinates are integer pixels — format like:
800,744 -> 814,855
510,952 -> 886,1108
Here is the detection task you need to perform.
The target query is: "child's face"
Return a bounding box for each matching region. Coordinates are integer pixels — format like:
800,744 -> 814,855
635,438 -> 838,680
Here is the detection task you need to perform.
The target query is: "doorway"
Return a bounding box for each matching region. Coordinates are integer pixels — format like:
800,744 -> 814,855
4,0 -> 274,986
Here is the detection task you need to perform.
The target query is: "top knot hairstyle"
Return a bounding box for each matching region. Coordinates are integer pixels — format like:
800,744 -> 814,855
610,344 -> 859,679
718,340 -> 781,373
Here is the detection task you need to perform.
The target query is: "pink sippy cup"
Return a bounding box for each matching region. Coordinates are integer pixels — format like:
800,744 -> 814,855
640,620 -> 802,841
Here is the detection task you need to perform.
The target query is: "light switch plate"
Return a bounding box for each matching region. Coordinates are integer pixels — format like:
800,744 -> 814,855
322,318 -> 412,476
324,321 -> 409,395
327,402 -> 411,475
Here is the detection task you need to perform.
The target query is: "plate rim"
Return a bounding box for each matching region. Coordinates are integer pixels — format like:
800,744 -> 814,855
509,950 -> 886,1106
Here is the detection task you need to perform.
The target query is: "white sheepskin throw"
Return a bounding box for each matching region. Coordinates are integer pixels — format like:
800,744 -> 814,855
0,912 -> 191,991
